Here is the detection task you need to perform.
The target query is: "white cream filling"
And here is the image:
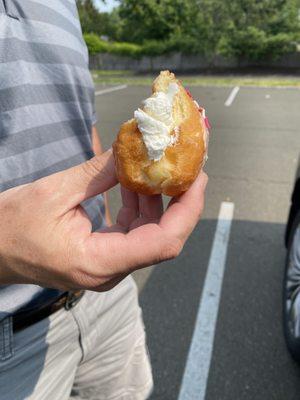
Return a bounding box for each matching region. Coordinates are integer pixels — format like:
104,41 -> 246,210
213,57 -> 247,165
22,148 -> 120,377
134,82 -> 179,161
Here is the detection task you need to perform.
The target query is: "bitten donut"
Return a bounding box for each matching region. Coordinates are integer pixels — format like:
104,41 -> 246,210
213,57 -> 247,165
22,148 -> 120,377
113,70 -> 209,196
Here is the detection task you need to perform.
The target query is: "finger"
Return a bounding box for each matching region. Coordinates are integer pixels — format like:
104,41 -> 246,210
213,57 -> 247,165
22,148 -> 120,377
45,149 -> 117,209
160,171 -> 208,241
86,224 -> 172,275
82,173 -> 207,277
128,194 -> 164,230
116,186 -> 139,229
138,194 -> 163,220
121,186 -> 139,210
99,224 -> 127,234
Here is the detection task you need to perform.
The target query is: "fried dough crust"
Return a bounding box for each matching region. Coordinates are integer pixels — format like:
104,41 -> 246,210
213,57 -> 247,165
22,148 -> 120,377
113,71 -> 207,196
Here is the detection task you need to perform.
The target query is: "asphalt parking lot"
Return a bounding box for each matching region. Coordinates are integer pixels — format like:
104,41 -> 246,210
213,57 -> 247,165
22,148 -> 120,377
94,83 -> 300,400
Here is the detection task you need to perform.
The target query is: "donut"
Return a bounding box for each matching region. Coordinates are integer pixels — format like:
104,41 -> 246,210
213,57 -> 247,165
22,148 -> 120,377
113,70 -> 209,196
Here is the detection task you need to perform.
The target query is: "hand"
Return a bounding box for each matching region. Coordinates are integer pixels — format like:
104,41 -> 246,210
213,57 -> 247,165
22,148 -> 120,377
0,149 -> 208,291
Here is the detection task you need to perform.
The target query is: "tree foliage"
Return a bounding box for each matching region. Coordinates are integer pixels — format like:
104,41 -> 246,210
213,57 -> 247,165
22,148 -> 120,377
118,0 -> 199,42
76,0 -> 120,38
216,0 -> 300,59
77,0 -> 300,60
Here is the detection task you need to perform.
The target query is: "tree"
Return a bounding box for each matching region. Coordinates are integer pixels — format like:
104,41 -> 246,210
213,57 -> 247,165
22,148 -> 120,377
118,0 -> 200,43
76,0 -> 101,35
76,0 -> 120,39
117,0 -> 300,58
216,0 -> 300,60
78,0 -> 300,60
100,8 -> 124,41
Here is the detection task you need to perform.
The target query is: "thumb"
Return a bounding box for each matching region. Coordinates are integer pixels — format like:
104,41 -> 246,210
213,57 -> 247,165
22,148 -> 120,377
50,149 -> 117,209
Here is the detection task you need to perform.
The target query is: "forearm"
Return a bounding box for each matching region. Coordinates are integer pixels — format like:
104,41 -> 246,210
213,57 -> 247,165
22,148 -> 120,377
92,126 -> 113,226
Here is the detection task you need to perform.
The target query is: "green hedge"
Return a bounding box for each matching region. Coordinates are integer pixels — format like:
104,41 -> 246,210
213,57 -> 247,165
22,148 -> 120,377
84,32 -> 298,60
84,33 -> 142,58
83,33 -> 190,58
108,42 -> 141,57
83,33 -> 109,55
218,27 -> 297,60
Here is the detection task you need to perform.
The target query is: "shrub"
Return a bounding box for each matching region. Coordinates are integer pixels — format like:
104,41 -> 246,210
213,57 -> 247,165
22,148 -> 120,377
83,34 -> 142,58
217,27 -> 298,61
218,26 -> 267,61
165,35 -> 202,55
84,31 -> 298,61
140,40 -> 168,57
109,42 -> 142,58
83,33 -> 109,55
264,33 -> 297,59
140,37 -> 202,57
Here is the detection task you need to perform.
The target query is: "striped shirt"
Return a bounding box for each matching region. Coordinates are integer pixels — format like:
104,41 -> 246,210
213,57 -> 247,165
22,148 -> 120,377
0,0 -> 105,320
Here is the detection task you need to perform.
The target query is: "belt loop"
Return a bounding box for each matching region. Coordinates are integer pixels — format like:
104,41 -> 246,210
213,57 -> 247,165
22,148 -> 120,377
0,316 -> 14,361
65,291 -> 85,311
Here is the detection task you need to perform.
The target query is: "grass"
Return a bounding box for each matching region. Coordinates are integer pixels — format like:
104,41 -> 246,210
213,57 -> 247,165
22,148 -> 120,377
92,70 -> 134,77
92,70 -> 300,87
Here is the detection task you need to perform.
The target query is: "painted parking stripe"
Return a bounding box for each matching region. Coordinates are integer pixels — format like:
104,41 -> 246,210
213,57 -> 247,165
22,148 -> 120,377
178,202 -> 235,400
225,86 -> 240,106
95,84 -> 127,96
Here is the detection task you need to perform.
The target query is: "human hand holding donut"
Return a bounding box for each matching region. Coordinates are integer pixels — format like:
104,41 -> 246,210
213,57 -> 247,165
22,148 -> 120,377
0,150 -> 207,291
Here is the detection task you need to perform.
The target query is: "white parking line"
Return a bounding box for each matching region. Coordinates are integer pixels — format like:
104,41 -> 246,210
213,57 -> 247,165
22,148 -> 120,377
95,84 -> 127,96
225,86 -> 240,106
178,202 -> 235,400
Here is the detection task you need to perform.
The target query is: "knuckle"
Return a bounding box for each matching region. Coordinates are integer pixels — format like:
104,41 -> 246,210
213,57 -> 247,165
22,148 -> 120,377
81,157 -> 106,182
29,180 -> 52,199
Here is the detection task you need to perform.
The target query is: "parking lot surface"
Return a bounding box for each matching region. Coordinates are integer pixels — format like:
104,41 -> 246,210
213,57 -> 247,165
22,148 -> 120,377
94,84 -> 300,400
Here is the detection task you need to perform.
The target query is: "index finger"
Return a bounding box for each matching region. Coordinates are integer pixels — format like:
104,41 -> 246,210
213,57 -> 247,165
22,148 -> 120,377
44,149 -> 118,210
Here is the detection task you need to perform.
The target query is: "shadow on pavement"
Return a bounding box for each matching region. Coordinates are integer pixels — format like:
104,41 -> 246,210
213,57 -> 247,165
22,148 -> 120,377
140,219 -> 300,400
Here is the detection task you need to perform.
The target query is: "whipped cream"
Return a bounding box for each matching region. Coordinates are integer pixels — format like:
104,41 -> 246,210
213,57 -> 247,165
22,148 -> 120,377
134,82 -> 179,161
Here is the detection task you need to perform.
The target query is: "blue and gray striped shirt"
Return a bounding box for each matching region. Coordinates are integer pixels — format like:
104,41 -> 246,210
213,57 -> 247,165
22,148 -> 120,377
0,0 -> 105,319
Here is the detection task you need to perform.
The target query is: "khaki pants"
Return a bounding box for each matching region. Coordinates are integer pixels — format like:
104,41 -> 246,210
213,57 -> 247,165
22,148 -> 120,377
0,277 -> 153,400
